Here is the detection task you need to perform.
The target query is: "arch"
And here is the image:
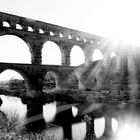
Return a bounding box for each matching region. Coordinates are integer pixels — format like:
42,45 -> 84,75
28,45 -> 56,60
39,28 -> 44,34
2,21 -> 10,27
43,71 -> 58,92
67,73 -> 79,89
0,69 -> 23,81
110,52 -> 116,58
92,49 -> 104,61
83,38 -> 87,42
0,69 -> 29,95
68,34 -> 72,39
0,35 -> 31,63
59,32 -> 63,38
90,40 -> 94,44
42,41 -> 61,65
28,26 -> 34,32
16,24 -> 22,30
76,37 -> 80,41
70,45 -> 85,66
50,31 -> 54,36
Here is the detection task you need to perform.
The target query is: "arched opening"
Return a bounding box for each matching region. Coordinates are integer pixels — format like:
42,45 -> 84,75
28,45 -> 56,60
68,35 -> 72,39
0,35 -> 31,63
43,72 -> 57,92
59,32 -> 63,38
28,26 -> 34,32
92,49 -> 104,61
50,31 -> 54,36
16,24 -> 22,30
67,74 -> 79,89
0,69 -> 28,95
39,28 -> 44,34
77,37 -> 80,41
42,41 -> 61,65
0,69 -> 28,121
91,40 -> 94,44
70,45 -> 85,66
2,21 -> 10,27
84,38 -> 87,42
110,52 -> 116,58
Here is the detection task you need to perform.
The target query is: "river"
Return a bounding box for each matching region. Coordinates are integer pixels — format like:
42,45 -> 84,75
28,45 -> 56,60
2,94 -> 140,140
0,95 -> 114,140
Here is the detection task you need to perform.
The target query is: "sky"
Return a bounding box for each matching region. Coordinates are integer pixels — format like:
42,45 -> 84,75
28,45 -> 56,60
0,0 -> 140,80
1,0 -> 140,44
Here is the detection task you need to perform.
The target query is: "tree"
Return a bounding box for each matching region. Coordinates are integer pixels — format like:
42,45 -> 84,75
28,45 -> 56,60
8,79 -> 26,92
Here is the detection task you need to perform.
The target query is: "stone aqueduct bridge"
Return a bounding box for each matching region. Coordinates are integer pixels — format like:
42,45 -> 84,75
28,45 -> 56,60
0,60 -> 112,99
0,12 -> 136,139
0,11 -> 118,98
0,11 -> 108,66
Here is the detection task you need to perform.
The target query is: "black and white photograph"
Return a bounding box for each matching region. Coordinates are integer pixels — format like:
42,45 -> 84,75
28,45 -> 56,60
0,0 -> 140,139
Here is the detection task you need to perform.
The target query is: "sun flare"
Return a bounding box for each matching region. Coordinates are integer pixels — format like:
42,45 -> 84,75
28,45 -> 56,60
114,117 -> 140,140
91,0 -> 140,46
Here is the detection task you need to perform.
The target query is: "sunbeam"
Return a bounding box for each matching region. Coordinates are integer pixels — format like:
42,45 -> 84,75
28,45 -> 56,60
75,38 -> 140,103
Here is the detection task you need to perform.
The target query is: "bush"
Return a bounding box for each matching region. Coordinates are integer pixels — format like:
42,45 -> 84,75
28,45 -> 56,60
0,110 -> 50,140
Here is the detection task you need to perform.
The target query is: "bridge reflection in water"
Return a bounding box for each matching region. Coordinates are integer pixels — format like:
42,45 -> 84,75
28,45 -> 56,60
1,95 -> 140,140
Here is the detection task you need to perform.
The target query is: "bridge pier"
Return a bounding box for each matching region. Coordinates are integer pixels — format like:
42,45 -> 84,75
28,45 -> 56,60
59,42 -> 72,66
29,41 -> 44,65
22,99 -> 46,132
61,48 -> 71,66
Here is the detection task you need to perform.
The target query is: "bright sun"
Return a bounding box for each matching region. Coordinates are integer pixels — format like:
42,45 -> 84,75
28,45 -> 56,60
90,0 -> 140,46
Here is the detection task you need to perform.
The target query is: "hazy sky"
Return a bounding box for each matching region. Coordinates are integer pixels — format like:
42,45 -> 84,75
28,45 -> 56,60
0,0 -> 140,80
0,0 -> 140,43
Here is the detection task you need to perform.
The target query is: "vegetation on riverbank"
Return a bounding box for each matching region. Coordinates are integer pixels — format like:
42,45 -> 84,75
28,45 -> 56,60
0,111 -> 56,140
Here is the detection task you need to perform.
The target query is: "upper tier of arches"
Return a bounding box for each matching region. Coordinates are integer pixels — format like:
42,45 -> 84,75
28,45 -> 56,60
0,34 -> 117,66
0,17 -> 118,66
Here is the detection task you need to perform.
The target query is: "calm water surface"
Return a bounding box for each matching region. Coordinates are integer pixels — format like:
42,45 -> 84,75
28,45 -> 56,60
0,95 -> 131,140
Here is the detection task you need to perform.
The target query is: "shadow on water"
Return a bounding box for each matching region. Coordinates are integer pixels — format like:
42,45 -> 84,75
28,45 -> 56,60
1,95 -> 140,140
